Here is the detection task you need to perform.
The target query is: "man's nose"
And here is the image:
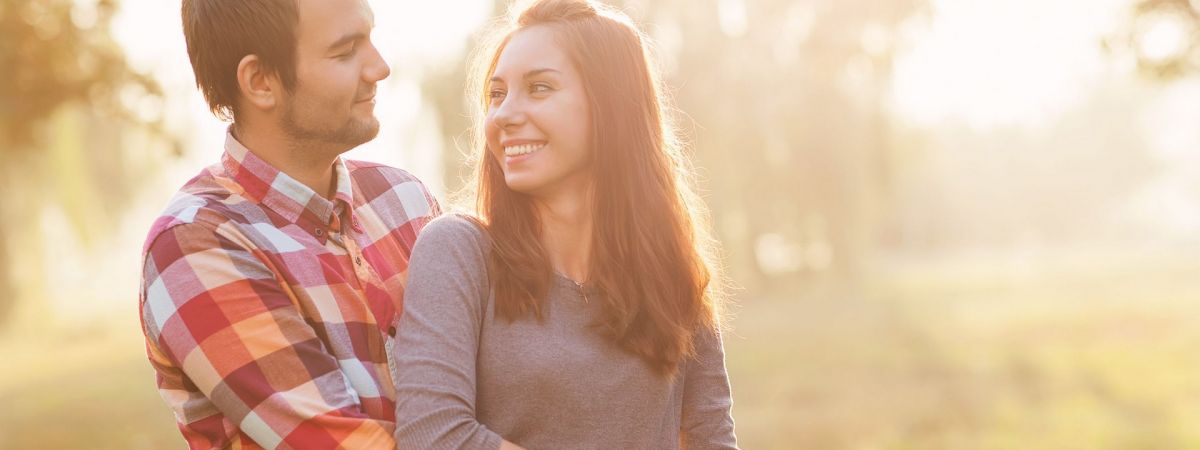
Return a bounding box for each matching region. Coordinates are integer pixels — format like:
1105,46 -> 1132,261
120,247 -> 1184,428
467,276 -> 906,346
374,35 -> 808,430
364,41 -> 390,83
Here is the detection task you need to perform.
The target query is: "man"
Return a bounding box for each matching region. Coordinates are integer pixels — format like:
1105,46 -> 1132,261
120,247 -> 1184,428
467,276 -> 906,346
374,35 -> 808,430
139,0 -> 439,448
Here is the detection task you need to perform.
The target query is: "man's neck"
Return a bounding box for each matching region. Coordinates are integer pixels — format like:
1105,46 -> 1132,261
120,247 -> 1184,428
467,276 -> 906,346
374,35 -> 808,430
233,123 -> 340,200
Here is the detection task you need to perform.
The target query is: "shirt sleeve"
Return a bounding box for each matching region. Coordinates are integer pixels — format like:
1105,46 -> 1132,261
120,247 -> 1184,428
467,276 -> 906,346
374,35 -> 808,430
680,325 -> 739,449
140,222 -> 395,450
390,215 -> 504,450
424,183 -> 443,218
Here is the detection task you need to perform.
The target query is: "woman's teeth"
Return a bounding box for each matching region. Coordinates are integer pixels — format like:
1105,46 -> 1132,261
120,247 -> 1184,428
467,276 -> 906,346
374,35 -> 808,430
504,144 -> 545,156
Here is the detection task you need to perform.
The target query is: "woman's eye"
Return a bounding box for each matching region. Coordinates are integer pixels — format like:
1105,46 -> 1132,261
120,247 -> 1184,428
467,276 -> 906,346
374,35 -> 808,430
530,83 -> 553,94
489,89 -> 506,100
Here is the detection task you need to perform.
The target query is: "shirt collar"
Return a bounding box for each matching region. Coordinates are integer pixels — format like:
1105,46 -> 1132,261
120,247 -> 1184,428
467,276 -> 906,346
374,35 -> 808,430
220,129 -> 355,227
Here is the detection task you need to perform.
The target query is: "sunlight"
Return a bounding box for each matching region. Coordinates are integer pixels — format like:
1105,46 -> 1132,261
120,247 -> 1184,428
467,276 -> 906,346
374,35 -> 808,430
717,0 -> 748,38
10,0 -> 1200,448
1132,8 -> 1193,65
889,0 -> 1133,130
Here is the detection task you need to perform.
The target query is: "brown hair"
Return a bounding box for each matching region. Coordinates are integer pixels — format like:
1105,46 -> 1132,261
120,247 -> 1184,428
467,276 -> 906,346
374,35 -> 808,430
464,0 -> 725,377
181,0 -> 299,121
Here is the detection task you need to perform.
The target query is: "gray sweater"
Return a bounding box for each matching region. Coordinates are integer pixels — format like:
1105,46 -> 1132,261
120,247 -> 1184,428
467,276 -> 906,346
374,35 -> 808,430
391,214 -> 737,450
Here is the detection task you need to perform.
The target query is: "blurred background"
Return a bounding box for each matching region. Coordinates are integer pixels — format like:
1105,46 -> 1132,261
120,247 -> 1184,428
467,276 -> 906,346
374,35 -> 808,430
2,0 -> 1200,448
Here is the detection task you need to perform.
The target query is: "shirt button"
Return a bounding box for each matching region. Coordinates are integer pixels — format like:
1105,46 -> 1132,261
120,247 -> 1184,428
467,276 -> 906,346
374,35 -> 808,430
314,228 -> 324,236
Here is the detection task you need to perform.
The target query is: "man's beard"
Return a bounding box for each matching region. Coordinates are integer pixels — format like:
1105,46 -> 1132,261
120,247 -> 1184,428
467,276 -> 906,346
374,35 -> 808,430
280,94 -> 380,148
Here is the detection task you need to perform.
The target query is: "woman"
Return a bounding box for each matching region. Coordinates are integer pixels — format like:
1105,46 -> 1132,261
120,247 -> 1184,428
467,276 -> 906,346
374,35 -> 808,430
391,0 -> 737,448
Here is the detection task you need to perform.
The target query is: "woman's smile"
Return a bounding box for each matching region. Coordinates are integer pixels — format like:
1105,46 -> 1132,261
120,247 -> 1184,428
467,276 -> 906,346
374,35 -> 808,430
502,141 -> 547,165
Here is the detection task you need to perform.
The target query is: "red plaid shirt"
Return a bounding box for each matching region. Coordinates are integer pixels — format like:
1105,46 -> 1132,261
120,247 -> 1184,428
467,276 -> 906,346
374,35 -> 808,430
140,132 -> 439,449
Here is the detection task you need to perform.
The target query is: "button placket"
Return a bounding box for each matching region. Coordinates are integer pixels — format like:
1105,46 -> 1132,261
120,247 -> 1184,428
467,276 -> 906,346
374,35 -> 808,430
342,232 -> 372,281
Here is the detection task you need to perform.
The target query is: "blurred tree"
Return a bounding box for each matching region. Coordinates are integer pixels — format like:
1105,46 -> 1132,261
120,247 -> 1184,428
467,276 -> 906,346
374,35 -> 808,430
634,0 -> 927,294
0,0 -> 171,327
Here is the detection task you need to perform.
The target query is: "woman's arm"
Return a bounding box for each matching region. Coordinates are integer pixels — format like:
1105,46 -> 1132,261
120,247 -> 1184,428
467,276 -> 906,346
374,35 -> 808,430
391,215 -> 508,450
680,326 -> 739,449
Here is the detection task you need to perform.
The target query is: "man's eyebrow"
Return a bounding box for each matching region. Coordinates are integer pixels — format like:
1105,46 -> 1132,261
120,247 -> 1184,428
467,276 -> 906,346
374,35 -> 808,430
327,32 -> 367,52
489,68 -> 562,84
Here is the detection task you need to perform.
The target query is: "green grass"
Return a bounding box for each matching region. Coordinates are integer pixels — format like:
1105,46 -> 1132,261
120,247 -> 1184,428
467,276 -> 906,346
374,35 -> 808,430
4,253 -> 1199,449
726,253 -> 1200,449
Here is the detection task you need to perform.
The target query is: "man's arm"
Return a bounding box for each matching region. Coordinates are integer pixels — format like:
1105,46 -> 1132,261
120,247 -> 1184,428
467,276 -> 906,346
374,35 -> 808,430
140,222 -> 394,449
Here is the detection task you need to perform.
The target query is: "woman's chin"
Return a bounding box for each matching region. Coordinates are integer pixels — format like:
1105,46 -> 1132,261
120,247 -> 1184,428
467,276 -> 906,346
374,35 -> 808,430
503,177 -> 538,194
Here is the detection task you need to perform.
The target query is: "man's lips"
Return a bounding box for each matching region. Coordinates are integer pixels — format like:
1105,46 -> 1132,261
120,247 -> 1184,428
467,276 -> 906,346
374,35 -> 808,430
355,89 -> 377,103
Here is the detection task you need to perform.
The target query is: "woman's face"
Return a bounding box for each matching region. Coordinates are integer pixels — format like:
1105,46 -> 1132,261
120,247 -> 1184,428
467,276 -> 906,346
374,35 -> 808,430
485,25 -> 592,198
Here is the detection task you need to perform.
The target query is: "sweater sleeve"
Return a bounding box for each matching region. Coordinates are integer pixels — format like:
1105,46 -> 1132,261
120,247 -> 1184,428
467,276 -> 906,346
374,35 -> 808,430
391,214 -> 504,450
680,326 -> 739,449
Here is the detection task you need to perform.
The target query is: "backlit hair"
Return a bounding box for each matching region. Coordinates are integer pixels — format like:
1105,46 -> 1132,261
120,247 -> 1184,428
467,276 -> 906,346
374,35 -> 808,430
463,0 -> 726,377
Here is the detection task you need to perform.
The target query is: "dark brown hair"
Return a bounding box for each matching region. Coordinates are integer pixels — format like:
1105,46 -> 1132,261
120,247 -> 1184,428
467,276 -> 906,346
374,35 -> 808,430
181,0 -> 299,121
465,0 -> 725,377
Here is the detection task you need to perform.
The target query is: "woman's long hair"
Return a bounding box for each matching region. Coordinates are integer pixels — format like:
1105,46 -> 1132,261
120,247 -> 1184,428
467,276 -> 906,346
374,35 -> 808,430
461,0 -> 726,377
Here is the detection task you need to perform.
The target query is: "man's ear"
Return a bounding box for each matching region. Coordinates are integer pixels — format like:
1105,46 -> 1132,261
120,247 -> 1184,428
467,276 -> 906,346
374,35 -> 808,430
236,54 -> 280,112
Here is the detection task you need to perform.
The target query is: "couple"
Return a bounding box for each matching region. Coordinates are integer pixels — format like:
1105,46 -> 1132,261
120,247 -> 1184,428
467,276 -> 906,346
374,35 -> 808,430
138,0 -> 736,448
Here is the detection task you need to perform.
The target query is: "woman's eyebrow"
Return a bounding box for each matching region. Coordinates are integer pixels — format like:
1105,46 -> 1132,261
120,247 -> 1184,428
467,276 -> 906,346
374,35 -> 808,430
490,67 -> 562,84
522,68 -> 561,79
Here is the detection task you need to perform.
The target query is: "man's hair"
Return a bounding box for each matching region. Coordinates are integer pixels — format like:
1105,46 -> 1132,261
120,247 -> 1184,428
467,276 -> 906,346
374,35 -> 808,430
181,0 -> 300,121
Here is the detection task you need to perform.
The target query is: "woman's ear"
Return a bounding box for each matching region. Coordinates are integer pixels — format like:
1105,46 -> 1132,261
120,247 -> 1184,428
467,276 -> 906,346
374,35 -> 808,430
236,54 -> 280,112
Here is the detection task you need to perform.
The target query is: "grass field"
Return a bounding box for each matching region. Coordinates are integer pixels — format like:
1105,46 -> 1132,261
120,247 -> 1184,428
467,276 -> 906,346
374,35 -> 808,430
3,250 -> 1198,449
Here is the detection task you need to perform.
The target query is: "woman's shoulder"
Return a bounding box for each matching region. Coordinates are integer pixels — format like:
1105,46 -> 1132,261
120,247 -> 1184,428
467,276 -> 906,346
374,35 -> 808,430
415,212 -> 491,253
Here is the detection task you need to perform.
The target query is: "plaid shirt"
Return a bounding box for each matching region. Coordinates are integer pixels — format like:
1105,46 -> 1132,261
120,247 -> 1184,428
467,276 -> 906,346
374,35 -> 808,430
140,132 -> 440,449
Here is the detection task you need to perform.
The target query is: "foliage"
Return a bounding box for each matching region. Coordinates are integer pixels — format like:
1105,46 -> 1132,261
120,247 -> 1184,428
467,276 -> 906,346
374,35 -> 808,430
0,0 -> 170,326
0,0 -> 163,154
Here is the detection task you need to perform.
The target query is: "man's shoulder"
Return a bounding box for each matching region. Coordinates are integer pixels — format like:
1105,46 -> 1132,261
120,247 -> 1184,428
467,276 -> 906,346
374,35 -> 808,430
344,159 -> 438,216
344,159 -> 425,190
142,167 -> 246,255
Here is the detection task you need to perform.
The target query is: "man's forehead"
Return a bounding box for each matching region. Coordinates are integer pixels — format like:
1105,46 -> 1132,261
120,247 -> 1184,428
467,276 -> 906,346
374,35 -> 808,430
299,0 -> 373,16
296,0 -> 374,41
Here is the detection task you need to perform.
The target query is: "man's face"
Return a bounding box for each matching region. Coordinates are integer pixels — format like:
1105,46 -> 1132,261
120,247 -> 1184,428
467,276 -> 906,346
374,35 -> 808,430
282,0 -> 389,149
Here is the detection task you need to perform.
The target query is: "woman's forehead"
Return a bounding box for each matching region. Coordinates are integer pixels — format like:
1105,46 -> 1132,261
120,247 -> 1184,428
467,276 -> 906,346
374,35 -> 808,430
492,26 -> 574,79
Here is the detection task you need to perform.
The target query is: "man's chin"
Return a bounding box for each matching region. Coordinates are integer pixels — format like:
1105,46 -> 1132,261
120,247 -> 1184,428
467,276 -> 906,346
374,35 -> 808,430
322,118 -> 380,148
280,110 -> 381,149
353,117 -> 381,144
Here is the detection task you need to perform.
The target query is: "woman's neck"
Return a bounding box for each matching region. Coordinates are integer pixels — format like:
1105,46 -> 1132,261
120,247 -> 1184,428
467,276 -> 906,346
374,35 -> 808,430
532,187 -> 593,283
